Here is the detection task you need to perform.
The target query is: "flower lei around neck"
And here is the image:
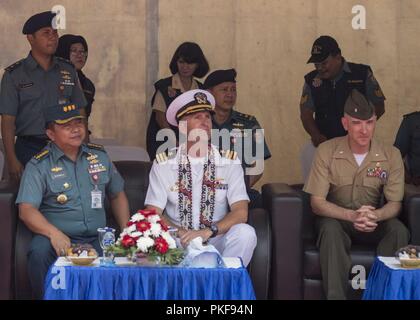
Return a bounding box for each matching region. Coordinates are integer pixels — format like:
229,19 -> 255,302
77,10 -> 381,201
177,144 -> 216,230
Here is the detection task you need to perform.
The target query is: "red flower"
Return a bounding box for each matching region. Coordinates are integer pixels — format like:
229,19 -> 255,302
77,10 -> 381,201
121,235 -> 136,248
136,220 -> 151,232
158,220 -> 169,231
127,221 -> 135,227
139,209 -> 157,218
155,237 -> 169,254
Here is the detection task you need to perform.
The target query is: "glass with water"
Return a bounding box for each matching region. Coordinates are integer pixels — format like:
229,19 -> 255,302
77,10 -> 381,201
97,227 -> 116,266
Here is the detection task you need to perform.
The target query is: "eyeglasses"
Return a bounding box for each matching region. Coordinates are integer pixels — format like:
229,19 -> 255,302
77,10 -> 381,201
70,49 -> 87,57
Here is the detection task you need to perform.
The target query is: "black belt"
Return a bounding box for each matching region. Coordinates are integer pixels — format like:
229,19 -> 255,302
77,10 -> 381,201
18,135 -> 50,144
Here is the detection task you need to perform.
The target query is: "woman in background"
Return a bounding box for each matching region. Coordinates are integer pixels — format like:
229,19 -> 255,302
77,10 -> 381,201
56,34 -> 95,121
146,42 -> 210,159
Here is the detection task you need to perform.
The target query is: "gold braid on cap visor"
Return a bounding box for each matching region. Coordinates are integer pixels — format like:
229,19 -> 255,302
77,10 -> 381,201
176,104 -> 214,121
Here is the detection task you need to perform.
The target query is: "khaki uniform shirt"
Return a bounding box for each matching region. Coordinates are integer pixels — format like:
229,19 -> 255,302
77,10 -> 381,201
304,136 -> 404,210
152,73 -> 200,112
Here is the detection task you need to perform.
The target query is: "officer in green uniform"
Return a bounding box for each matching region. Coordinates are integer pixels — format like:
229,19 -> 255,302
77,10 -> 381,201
204,69 -> 271,208
0,11 -> 87,181
394,111 -> 420,192
16,103 -> 130,299
304,90 -> 409,299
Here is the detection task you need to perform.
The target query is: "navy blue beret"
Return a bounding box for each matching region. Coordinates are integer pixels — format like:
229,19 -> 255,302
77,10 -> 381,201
22,11 -> 56,35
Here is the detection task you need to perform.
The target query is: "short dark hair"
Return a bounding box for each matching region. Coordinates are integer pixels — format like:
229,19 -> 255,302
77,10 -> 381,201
169,42 -> 209,78
45,121 -> 55,130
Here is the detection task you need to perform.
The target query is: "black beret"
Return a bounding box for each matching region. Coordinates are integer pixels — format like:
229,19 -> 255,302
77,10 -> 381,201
344,90 -> 375,120
203,69 -> 237,89
22,11 -> 56,35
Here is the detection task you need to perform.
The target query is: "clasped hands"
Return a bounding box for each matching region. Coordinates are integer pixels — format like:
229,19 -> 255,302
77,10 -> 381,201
352,205 -> 379,233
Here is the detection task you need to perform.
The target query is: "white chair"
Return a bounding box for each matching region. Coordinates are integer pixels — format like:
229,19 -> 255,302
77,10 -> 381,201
104,145 -> 150,162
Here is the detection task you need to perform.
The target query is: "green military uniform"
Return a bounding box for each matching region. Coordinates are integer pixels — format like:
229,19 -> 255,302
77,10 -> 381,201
16,141 -> 124,298
212,110 -> 271,174
16,142 -> 124,236
394,111 -> 420,192
304,136 -> 409,299
212,110 -> 271,208
0,53 -> 87,164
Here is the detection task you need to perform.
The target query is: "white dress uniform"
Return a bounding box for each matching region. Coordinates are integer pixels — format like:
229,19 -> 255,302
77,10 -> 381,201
145,144 -> 257,266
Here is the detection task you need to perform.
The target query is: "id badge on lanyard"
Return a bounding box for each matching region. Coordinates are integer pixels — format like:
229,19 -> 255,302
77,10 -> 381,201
91,174 -> 102,209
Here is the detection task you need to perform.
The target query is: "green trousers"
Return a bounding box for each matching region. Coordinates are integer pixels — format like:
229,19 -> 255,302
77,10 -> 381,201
316,217 -> 409,300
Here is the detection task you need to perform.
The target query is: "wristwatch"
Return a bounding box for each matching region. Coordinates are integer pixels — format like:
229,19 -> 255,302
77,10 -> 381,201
209,223 -> 219,238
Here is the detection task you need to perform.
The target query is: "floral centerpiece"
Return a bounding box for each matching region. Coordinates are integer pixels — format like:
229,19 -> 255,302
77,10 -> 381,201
111,209 -> 184,265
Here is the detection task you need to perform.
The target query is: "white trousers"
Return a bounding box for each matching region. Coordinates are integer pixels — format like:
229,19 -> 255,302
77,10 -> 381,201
208,223 -> 257,267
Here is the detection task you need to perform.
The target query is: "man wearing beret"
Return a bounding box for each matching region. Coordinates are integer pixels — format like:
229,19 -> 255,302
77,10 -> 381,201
0,11 -> 87,181
304,90 -> 409,299
299,36 -> 386,181
204,69 -> 271,208
145,89 -> 257,267
16,104 -> 130,299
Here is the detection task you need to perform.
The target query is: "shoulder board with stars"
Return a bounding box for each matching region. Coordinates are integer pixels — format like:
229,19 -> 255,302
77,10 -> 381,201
56,56 -> 74,66
221,149 -> 238,160
403,111 -> 420,118
233,111 -> 256,123
33,149 -> 50,161
155,150 -> 176,164
5,59 -> 24,73
87,143 -> 105,151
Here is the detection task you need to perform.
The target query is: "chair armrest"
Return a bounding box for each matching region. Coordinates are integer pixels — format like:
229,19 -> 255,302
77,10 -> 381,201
0,180 -> 19,299
247,208 -> 271,300
262,183 -> 303,300
403,187 -> 420,245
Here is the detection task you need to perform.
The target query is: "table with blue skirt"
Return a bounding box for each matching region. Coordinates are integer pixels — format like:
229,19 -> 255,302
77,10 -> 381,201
363,256 -> 420,300
44,257 -> 256,300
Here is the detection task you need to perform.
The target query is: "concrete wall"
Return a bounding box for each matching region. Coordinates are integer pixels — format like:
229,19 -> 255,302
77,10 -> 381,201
1,0 -> 420,186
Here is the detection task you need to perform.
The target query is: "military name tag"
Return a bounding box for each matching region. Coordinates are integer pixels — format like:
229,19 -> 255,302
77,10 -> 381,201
19,82 -> 34,89
91,190 -> 102,209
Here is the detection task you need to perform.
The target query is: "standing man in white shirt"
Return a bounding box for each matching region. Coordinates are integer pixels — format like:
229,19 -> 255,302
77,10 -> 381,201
144,89 -> 257,266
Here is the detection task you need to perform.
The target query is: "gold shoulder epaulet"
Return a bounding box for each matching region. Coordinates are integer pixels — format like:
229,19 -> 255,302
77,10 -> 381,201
155,149 -> 176,164
33,149 -> 49,161
156,152 -> 168,163
87,143 -> 105,151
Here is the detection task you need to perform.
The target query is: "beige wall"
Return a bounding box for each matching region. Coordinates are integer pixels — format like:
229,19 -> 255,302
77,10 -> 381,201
1,0 -> 420,186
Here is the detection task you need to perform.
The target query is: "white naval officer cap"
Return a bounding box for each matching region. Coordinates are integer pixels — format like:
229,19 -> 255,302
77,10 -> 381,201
166,89 -> 215,127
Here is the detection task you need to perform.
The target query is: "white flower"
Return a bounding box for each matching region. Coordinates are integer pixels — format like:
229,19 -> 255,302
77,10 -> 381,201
137,236 -> 154,253
143,230 -> 151,238
126,224 -> 137,234
161,231 -> 177,249
148,215 -> 161,224
150,223 -> 162,237
130,231 -> 142,238
131,213 -> 145,222
118,231 -> 127,240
